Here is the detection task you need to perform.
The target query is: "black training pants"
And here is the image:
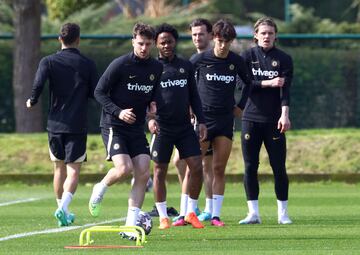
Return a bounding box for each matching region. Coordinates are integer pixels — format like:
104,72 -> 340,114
241,120 -> 289,201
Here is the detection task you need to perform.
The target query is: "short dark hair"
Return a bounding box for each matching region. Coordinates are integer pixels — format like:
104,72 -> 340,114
189,18 -> 212,33
133,22 -> 155,40
212,19 -> 236,41
59,23 -> 80,45
155,23 -> 179,42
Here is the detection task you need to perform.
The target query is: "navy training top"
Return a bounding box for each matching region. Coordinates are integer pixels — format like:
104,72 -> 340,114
155,55 -> 205,126
29,48 -> 98,133
241,45 -> 293,123
95,52 -> 163,129
190,49 -> 251,115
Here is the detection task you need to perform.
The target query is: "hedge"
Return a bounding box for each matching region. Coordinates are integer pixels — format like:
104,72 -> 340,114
1,40 -> 359,132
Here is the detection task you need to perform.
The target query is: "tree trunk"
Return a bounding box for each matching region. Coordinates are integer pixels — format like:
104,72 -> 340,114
13,0 -> 43,132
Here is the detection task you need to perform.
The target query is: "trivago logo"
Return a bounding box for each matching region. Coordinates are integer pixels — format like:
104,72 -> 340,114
252,68 -> 279,79
127,83 -> 153,93
206,73 -> 235,84
160,79 -> 187,88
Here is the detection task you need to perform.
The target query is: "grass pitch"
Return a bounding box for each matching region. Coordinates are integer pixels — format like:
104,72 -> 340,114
0,182 -> 359,254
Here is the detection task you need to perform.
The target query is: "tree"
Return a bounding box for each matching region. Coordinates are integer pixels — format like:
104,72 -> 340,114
46,0 -> 107,21
13,0 -> 43,132
348,0 -> 360,22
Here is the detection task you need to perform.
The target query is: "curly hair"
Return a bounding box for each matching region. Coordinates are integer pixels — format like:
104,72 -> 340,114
155,23 -> 179,42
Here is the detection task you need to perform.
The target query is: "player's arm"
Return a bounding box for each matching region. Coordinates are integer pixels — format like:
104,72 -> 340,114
94,59 -> 123,118
147,66 -> 163,133
278,105 -> 291,133
26,57 -> 49,108
188,64 -> 207,141
278,55 -> 293,133
88,60 -> 99,99
236,56 -> 251,111
280,55 -> 293,107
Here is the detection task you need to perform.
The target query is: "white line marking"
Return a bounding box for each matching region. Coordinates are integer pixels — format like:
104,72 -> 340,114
0,198 -> 42,207
0,217 -> 126,242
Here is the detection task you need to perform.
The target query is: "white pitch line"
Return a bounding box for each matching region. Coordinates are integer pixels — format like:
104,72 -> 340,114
0,198 -> 43,207
0,217 -> 126,242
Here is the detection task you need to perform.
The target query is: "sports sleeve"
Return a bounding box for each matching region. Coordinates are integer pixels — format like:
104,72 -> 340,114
150,63 -> 163,102
88,60 -> 98,99
280,54 -> 293,106
94,59 -> 123,117
29,57 -> 50,106
240,50 -> 262,88
236,56 -> 251,110
187,63 -> 205,124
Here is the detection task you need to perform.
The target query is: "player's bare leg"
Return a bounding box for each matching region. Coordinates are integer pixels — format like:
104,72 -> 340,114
53,161 -> 66,207
210,137 -> 232,227
153,162 -> 171,229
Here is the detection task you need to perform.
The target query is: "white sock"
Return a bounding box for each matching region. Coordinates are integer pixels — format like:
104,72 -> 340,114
125,206 -> 140,226
204,198 -> 213,214
59,192 -> 73,214
56,198 -> 61,208
155,201 -> 168,219
187,197 -> 198,214
94,180 -> 108,196
247,200 -> 259,216
212,194 -> 224,218
179,193 -> 188,217
277,200 -> 288,215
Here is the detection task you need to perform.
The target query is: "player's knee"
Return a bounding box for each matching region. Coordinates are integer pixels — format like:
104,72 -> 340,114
153,165 -> 167,181
140,170 -> 151,184
112,165 -> 132,180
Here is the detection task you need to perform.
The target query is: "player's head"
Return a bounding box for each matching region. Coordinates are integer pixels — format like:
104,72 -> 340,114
253,17 -> 277,50
212,19 -> 236,58
132,22 -> 155,59
189,18 -> 213,53
59,23 -> 80,47
155,23 -> 178,59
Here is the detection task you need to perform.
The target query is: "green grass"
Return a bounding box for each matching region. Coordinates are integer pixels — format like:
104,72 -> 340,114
0,182 -> 360,254
1,128 -> 360,175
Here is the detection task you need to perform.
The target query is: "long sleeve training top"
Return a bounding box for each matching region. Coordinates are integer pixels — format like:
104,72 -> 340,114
95,52 -> 163,128
155,55 -> 205,126
241,45 -> 293,123
30,48 -> 98,133
190,49 -> 251,115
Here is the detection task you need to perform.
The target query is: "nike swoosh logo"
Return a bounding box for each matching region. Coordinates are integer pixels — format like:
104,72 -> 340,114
272,137 -> 280,140
129,75 -> 136,79
206,65 -> 214,68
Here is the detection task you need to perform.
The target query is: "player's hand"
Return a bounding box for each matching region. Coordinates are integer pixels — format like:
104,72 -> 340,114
277,114 -> 291,133
148,101 -> 157,114
233,106 -> 242,118
270,77 -> 285,88
190,113 -> 196,125
148,119 -> 159,134
26,99 -> 32,108
119,108 -> 136,124
198,123 -> 207,142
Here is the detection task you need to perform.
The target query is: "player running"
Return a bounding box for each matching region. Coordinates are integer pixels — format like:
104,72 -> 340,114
26,23 -> 98,226
238,17 -> 293,225
190,19 -> 251,227
150,23 -> 207,229
88,22 -> 163,240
